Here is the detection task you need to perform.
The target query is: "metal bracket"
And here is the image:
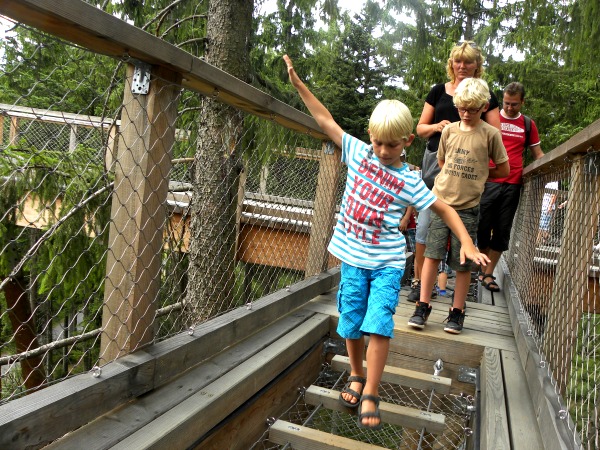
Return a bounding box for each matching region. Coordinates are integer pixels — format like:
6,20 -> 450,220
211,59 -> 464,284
131,61 -> 151,94
324,141 -> 335,155
457,365 -> 478,384
322,338 -> 345,355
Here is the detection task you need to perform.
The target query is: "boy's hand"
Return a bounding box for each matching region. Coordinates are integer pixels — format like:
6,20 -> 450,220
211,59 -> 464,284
460,243 -> 490,266
283,55 -> 301,88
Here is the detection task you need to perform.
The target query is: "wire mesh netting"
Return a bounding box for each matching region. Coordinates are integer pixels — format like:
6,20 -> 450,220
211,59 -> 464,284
505,151 -> 600,449
1,3 -> 600,449
0,15 -> 344,404
251,342 -> 475,450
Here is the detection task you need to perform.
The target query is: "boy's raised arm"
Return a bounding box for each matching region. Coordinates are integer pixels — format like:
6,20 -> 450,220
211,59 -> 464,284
283,55 -> 343,149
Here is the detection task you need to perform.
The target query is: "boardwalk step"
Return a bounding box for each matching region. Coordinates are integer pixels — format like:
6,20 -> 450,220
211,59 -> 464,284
269,419 -> 388,449
304,385 -> 446,434
331,354 -> 452,394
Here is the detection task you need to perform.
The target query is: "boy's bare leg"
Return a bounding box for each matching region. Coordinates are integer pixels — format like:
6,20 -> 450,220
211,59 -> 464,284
341,337 -> 366,406
437,271 -> 448,292
360,334 -> 389,428
414,242 -> 426,280
420,257 -> 441,303
451,271 -> 471,310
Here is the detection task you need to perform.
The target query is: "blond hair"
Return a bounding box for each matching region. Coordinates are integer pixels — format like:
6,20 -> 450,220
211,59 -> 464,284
446,41 -> 485,83
368,100 -> 413,142
453,78 -> 491,109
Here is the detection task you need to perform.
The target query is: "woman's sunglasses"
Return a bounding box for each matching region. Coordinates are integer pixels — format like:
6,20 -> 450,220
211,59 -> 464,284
457,41 -> 479,49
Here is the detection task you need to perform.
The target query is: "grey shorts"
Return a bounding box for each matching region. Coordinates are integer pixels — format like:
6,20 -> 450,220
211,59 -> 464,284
424,206 -> 479,272
415,207 -> 432,245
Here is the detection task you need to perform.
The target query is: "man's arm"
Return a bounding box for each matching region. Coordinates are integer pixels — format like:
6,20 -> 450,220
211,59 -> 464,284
530,144 -> 544,160
283,55 -> 343,148
489,160 -> 510,178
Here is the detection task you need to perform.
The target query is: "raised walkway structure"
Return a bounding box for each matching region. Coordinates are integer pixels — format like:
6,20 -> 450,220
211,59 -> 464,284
0,266 -> 546,450
0,1 -> 599,449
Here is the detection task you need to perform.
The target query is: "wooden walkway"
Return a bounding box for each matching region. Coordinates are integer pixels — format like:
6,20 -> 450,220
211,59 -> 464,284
0,268 -> 546,450
302,275 -> 544,450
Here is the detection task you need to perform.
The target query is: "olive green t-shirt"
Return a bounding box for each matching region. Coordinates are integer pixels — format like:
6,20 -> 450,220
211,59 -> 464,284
433,121 -> 508,210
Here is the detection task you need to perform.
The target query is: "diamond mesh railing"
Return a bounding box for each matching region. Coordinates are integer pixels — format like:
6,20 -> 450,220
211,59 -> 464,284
0,5 -> 343,405
1,2 -> 600,449
505,135 -> 600,449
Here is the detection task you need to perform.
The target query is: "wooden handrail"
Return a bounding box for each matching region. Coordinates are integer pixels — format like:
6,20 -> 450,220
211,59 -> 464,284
523,118 -> 600,176
0,0 -> 328,140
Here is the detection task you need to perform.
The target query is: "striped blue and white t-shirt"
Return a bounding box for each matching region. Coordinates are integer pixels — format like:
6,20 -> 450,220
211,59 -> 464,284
328,133 -> 437,270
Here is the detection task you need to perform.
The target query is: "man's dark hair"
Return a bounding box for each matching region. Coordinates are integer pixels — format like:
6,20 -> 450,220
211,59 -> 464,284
504,81 -> 525,100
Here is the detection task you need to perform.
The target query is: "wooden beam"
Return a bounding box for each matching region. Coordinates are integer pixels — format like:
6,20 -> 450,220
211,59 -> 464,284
44,310 -> 320,450
269,420 -> 388,450
330,355 -> 452,394
479,347 -> 510,450
196,345 -> 323,450
0,0 -> 328,140
306,143 -> 342,277
108,315 -> 331,449
304,385 -> 446,434
100,64 -> 181,362
524,118 -> 600,176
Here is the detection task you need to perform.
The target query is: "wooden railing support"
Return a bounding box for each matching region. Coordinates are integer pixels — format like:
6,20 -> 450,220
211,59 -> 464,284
305,142 -> 341,277
100,64 -> 181,363
543,154 -> 597,394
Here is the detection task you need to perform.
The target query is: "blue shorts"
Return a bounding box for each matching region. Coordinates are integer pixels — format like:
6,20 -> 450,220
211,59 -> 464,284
336,263 -> 403,339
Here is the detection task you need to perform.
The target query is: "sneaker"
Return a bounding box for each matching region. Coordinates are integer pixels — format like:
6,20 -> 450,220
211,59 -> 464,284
437,288 -> 447,297
408,301 -> 432,329
407,279 -> 421,301
444,307 -> 466,334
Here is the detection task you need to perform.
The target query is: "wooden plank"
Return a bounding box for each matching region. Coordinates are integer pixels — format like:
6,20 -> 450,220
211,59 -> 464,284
0,271 -> 339,449
501,350 -> 544,450
145,268 -> 339,386
330,355 -> 452,394
0,0 -> 329,140
269,420 -> 387,450
196,345 -> 323,450
0,351 -> 155,449
304,385 -> 446,434
479,347 -> 510,450
385,353 -> 475,396
109,314 -> 331,450
45,310 -> 318,450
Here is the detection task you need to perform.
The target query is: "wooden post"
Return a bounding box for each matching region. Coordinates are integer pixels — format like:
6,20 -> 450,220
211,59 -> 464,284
68,124 -> 77,151
9,116 -> 18,145
543,154 -> 597,395
100,64 -> 181,363
305,142 -> 341,277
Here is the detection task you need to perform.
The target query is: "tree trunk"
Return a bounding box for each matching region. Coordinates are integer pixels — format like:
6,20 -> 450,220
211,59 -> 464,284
3,276 -> 46,392
186,0 -> 253,323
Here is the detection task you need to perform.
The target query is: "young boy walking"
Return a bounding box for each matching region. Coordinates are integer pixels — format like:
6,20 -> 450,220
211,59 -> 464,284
408,77 -> 509,334
284,55 -> 489,429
